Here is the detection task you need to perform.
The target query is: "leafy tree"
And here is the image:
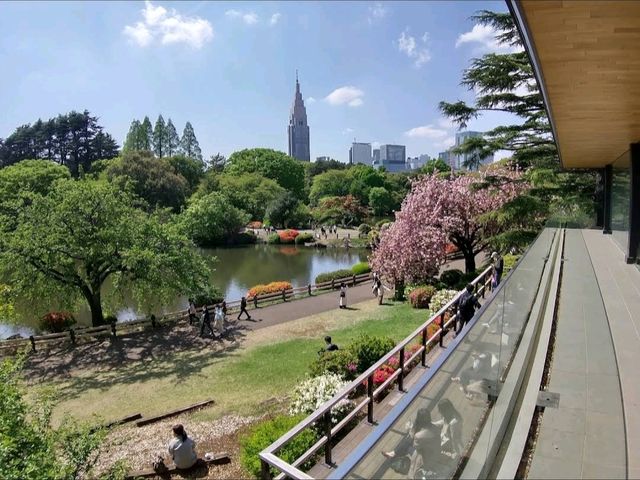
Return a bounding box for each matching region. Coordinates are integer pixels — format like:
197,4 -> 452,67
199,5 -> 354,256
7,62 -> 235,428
91,131 -> 119,161
180,192 -> 249,246
216,173 -> 285,221
105,151 -> 189,212
226,148 -> 306,199
420,158 -> 451,175
312,195 -> 368,226
167,154 -> 205,192
368,186 -> 394,216
0,180 -> 209,326
180,121 -> 203,161
165,118 -> 180,157
152,115 -> 168,158
265,191 -> 300,228
347,164 -> 386,205
140,116 -> 153,151
208,153 -> 227,173
309,169 -> 351,204
123,120 -> 144,152
305,158 -> 348,178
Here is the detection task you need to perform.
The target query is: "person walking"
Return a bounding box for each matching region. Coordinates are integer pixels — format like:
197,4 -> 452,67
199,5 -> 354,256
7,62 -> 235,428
213,304 -> 225,335
339,282 -> 347,309
238,296 -> 252,320
491,252 -> 504,286
376,278 -> 390,305
187,298 -> 197,325
456,284 -> 480,335
200,305 -> 215,337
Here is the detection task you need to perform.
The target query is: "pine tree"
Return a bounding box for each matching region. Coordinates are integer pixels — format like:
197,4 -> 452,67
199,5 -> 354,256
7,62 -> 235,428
166,119 -> 180,157
152,115 -> 168,158
123,120 -> 142,152
140,116 -> 153,152
180,121 -> 202,161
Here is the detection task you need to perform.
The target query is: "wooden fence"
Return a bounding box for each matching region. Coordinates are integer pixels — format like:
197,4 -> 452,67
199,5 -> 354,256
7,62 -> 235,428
0,272 -> 373,353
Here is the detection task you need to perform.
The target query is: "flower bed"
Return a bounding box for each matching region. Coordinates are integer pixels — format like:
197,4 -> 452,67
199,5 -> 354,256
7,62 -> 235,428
278,229 -> 299,244
39,311 -> 76,333
246,281 -> 293,299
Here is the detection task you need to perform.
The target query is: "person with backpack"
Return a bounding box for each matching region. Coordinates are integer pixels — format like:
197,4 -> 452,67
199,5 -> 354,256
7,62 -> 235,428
456,284 -> 480,335
238,296 -> 252,320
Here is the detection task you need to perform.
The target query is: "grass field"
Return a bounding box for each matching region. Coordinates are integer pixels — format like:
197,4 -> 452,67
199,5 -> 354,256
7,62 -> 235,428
35,299 -> 431,426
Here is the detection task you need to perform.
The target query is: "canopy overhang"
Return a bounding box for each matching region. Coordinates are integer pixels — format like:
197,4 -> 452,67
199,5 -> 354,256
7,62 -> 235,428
507,0 -> 640,169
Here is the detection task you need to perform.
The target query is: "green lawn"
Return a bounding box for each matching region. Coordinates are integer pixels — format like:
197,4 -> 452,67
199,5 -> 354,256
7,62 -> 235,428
41,299 -> 430,425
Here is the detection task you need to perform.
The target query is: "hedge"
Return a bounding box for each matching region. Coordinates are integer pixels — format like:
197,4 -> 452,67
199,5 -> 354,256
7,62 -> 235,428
315,269 -> 355,285
351,262 -> 371,275
294,232 -> 315,245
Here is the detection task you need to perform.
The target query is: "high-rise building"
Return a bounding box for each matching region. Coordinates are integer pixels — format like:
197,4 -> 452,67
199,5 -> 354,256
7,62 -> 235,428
349,142 -> 372,165
287,72 -> 310,161
453,131 -> 494,170
377,144 -> 407,173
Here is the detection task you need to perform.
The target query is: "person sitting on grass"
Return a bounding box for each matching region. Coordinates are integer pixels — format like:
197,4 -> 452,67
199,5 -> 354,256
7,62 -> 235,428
324,335 -> 339,352
168,424 -> 197,470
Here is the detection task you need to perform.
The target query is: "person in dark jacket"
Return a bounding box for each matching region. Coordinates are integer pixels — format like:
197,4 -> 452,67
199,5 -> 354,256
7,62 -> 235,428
200,305 -> 214,337
456,284 -> 480,334
238,296 -> 252,320
491,252 -> 504,286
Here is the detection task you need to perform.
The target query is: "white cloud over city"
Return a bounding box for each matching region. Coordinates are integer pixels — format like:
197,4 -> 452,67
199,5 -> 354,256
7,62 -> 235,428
123,0 -> 213,48
404,124 -> 449,139
270,13 -> 282,26
455,24 -> 523,53
397,29 -> 431,68
325,86 -> 364,107
225,9 -> 259,25
367,2 -> 387,25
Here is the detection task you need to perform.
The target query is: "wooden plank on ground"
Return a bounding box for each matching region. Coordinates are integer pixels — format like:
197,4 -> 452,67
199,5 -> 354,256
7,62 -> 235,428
125,454 -> 230,479
135,399 -> 215,427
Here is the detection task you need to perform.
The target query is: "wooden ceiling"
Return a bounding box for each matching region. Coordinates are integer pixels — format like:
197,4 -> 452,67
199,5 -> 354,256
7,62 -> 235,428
518,0 -> 640,168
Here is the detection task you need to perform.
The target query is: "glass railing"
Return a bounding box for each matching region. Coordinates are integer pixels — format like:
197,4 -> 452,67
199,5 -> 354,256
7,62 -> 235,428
335,228 -> 558,479
611,149 -> 631,254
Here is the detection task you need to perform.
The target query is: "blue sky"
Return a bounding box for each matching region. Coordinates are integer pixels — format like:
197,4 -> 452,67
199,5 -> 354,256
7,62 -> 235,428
0,1 -> 519,163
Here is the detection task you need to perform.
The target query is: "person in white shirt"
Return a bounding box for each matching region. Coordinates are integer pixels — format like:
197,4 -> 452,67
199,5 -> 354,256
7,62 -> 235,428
168,424 -> 198,469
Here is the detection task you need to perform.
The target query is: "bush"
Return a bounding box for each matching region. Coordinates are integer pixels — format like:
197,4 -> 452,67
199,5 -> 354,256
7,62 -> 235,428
294,232 -> 315,245
191,285 -> 223,307
408,286 -> 437,309
358,223 -> 371,235
233,231 -> 257,245
247,281 -> 293,299
503,253 -> 520,273
246,221 -> 262,229
239,414 -> 318,479
429,289 -> 459,313
278,229 -> 300,244
267,232 -> 280,244
348,334 -> 395,374
315,269 -> 354,285
38,311 -> 76,333
309,349 -> 359,380
289,373 -> 354,424
375,219 -> 391,229
351,262 -> 371,276
439,269 -> 464,288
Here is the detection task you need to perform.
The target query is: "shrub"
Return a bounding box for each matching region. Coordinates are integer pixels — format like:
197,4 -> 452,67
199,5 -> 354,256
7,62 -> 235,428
408,286 -> 437,309
246,221 -> 262,229
503,253 -> 520,273
247,281 -> 293,299
39,311 -> 76,333
309,349 -> 359,380
295,232 -> 315,245
358,223 -> 371,235
191,285 -> 223,307
315,269 -> 354,285
372,364 -> 395,387
239,414 -> 318,479
267,232 -> 280,244
348,334 -> 395,374
439,269 -> 464,288
376,219 -> 391,229
289,373 -> 354,424
445,243 -> 458,255
278,229 -> 299,244
351,262 -> 371,275
429,289 -> 459,313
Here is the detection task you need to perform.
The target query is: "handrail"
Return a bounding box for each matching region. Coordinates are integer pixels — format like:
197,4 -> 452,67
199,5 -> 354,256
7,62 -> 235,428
259,265 -> 494,479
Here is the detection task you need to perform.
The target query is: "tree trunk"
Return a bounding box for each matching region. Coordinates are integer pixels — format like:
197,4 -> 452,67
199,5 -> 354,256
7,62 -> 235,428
394,280 -> 405,301
82,286 -> 104,327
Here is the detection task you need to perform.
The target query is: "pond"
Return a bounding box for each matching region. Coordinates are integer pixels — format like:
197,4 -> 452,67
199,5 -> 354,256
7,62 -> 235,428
0,245 -> 368,338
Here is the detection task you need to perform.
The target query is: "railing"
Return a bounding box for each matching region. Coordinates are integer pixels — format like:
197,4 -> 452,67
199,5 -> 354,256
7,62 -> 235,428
258,266 -> 494,480
0,272 -> 373,353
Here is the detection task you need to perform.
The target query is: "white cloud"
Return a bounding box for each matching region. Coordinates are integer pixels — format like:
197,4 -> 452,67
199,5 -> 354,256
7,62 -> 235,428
437,117 -> 456,130
404,124 -> 449,139
325,86 -> 365,107
306,96 -> 316,104
368,2 -> 387,25
397,29 -> 431,68
270,13 -> 281,26
455,23 -> 523,53
342,128 -> 355,135
124,1 -> 213,48
226,9 -> 262,25
436,136 -> 456,149
243,12 -> 259,25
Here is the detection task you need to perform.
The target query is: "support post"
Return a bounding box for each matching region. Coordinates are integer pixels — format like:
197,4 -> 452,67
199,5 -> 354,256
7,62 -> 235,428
439,313 -> 445,347
324,410 -> 333,465
352,274 -> 356,286
367,376 -> 374,424
260,459 -> 273,480
29,335 -> 36,353
421,328 -> 428,367
69,328 -> 76,345
398,347 -> 405,392
603,164 -> 613,234
627,143 -> 640,263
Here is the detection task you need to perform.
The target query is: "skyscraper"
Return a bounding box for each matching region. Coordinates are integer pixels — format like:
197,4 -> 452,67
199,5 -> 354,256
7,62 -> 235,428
288,72 -> 310,161
349,142 -> 372,165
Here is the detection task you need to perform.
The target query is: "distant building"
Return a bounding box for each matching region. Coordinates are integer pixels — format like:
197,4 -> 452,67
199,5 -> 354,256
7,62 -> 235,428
438,150 -> 454,169
349,142 -> 372,166
377,144 -> 407,173
287,72 -> 310,161
372,149 -> 380,164
453,131 -> 494,170
407,154 -> 430,171
316,156 -> 333,162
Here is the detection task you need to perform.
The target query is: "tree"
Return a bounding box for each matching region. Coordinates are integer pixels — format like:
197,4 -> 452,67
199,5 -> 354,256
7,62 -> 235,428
312,195 -> 368,226
123,119 -> 144,152
167,154 -> 205,193
208,153 -> 226,173
419,158 -> 451,175
309,169 -> 351,204
166,118 -> 180,157
347,164 -> 386,206
180,192 -> 249,246
180,121 -> 202,161
105,151 -> 189,212
0,180 -> 209,326
368,187 -> 394,216
216,173 -> 285,221
305,158 -> 348,178
225,148 -> 306,199
265,191 -> 300,228
140,116 -> 153,151
152,115 -> 168,158
91,131 -> 119,161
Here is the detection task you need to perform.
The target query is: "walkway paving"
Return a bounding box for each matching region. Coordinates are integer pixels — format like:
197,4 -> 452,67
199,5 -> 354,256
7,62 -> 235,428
528,229 -> 626,479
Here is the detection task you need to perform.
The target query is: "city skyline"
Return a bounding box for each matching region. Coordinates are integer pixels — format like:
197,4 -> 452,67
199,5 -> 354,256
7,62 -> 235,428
0,1 -> 519,163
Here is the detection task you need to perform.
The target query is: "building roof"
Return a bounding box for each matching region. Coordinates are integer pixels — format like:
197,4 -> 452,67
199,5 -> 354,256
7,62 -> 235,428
509,0 -> 640,169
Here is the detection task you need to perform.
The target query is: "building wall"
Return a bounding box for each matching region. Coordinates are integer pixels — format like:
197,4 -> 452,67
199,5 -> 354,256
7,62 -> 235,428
351,142 -> 372,165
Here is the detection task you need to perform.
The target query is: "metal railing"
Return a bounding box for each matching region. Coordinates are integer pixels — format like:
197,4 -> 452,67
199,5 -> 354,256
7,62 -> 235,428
0,272 -> 373,353
259,266 -> 494,480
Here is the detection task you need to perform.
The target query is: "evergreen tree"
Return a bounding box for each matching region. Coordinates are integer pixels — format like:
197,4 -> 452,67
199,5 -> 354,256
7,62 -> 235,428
123,120 -> 142,152
152,115 -> 168,158
166,119 -> 180,157
140,116 -> 153,151
91,132 -> 119,160
180,121 -> 202,161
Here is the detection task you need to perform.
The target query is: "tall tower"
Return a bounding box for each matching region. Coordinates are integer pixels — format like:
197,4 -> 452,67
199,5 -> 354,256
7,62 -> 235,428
288,71 -> 310,161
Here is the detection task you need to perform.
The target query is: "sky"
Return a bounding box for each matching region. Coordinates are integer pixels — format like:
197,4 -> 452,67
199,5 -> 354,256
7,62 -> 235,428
0,1 -> 520,163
